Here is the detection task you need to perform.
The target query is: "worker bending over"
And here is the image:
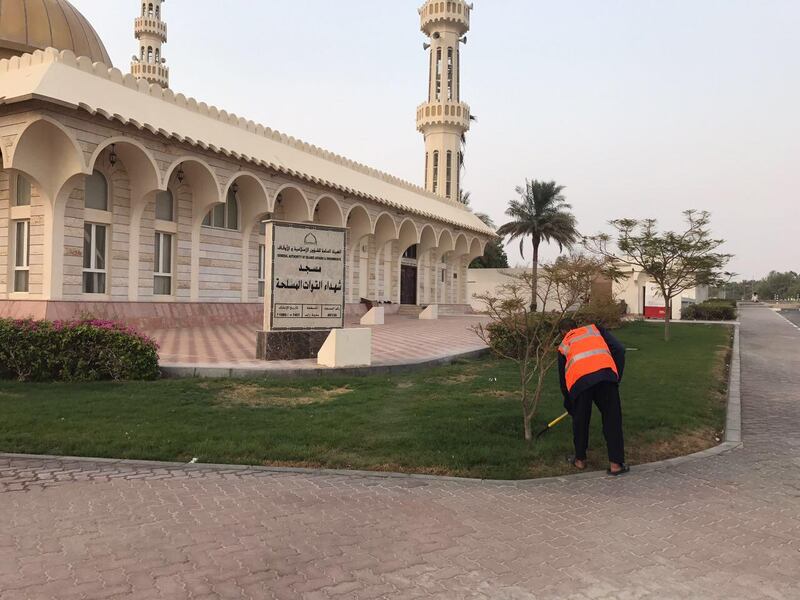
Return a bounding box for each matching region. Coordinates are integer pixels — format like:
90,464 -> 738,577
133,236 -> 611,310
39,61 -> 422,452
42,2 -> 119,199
557,320 -> 629,476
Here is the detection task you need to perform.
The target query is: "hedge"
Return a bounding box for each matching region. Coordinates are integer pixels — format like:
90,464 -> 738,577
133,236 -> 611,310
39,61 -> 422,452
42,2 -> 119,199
681,301 -> 737,321
0,318 -> 160,382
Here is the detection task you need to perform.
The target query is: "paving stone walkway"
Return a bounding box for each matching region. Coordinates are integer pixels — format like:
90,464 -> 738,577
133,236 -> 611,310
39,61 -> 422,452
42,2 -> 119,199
1,306 -> 799,599
150,315 -> 489,370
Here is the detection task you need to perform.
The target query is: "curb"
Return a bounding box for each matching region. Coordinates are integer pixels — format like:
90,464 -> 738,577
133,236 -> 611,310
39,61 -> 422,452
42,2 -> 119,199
1,326 -> 743,486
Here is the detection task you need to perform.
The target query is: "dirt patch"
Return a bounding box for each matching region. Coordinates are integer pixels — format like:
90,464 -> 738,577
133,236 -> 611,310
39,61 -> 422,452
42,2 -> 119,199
396,382 -> 414,389
216,385 -> 352,408
475,390 -> 516,399
437,374 -> 479,384
627,428 -> 719,465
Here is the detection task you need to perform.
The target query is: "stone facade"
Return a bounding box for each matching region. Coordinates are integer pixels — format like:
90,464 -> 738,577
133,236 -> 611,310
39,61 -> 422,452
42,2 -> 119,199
0,105 -> 486,327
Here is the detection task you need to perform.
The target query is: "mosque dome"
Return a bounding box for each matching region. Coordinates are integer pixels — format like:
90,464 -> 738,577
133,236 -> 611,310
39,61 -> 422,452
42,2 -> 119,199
0,0 -> 112,65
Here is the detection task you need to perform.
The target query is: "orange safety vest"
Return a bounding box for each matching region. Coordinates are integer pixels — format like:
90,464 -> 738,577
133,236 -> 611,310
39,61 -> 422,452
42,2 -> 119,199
558,324 -> 619,392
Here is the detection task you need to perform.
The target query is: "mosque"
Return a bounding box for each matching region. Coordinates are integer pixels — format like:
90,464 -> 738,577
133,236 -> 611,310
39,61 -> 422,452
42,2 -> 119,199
0,0 -> 492,329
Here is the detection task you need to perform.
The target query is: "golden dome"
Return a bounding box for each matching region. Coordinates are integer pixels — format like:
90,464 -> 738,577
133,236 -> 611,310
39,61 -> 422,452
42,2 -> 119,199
0,0 -> 111,65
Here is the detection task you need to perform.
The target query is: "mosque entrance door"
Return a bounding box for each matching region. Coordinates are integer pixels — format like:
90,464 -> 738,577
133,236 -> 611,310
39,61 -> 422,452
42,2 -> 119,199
400,265 -> 418,305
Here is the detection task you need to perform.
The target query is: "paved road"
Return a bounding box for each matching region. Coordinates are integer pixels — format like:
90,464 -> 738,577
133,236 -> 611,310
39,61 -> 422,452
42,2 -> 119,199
779,308 -> 800,328
1,306 -> 799,600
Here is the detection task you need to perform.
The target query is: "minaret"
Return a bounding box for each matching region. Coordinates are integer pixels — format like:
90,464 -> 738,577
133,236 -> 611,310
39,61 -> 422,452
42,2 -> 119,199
131,0 -> 169,88
416,0 -> 472,202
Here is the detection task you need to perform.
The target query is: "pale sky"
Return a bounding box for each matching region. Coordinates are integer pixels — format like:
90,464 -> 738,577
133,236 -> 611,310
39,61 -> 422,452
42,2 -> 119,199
71,0 -> 799,279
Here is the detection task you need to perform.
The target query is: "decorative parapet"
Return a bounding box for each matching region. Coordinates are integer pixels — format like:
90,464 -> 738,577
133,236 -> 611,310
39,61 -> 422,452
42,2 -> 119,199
130,61 -> 169,88
134,17 -> 168,42
420,0 -> 471,35
0,48 -> 495,237
416,100 -> 471,133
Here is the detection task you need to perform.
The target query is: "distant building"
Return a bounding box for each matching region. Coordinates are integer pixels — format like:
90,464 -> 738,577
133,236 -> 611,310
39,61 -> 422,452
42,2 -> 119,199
0,0 -> 491,329
467,266 -> 709,320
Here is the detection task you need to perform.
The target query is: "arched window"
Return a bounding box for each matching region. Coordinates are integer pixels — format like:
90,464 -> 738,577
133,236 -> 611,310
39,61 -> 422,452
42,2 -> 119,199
85,170 -> 108,211
202,188 -> 239,230
147,47 -> 153,63
155,5 -> 160,19
155,48 -> 160,63
446,151 -> 453,198
148,3 -> 154,17
428,49 -> 435,102
140,46 -> 145,60
142,3 -> 146,17
432,151 -> 440,193
456,46 -> 460,100
155,190 -> 173,221
447,47 -> 454,101
14,174 -> 31,206
457,151 -> 462,198
435,48 -> 442,101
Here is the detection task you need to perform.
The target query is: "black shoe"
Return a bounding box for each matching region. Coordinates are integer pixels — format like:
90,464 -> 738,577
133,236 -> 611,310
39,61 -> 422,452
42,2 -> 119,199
607,463 -> 630,476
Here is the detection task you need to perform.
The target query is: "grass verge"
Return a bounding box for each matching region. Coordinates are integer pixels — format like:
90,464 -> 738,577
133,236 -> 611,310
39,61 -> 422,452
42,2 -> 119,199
0,322 -> 732,480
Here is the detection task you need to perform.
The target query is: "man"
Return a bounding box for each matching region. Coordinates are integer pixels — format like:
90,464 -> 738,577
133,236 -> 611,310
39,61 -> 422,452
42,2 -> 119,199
557,320 -> 629,476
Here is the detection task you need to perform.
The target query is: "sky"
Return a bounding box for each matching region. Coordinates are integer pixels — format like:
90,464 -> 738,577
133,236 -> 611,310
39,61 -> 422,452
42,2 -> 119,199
71,0 -> 799,280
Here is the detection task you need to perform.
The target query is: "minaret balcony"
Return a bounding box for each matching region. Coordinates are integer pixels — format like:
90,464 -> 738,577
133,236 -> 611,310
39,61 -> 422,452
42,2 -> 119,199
134,17 -> 168,42
131,61 -> 170,88
420,0 -> 470,36
416,100 -> 471,133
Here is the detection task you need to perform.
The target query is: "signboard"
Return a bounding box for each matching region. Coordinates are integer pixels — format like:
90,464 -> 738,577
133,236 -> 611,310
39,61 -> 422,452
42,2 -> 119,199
263,222 -> 347,331
644,283 -> 668,319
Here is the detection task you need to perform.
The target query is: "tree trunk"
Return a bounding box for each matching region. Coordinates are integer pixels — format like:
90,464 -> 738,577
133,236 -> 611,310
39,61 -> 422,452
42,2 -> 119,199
663,299 -> 671,341
531,240 -> 540,312
523,411 -> 533,441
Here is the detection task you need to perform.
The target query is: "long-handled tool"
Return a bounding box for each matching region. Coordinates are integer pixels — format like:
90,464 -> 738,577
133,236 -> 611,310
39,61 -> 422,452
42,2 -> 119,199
535,412 -> 569,439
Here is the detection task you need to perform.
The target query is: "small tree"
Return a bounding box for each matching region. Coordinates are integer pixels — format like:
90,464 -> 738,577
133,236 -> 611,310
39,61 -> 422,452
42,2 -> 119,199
587,210 -> 732,341
474,255 -> 613,441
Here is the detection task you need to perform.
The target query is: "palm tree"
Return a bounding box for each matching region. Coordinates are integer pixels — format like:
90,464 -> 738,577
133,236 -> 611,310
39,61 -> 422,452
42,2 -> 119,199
497,180 -> 579,310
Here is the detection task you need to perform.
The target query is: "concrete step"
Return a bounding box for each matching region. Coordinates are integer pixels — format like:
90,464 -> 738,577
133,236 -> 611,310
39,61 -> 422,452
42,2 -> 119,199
397,305 -> 424,317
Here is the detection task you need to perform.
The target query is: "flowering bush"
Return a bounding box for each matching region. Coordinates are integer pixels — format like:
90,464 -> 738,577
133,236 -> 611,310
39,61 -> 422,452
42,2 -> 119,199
0,318 -> 160,382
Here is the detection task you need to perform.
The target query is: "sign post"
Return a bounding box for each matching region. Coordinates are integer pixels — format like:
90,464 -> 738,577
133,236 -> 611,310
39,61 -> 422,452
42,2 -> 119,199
256,221 -> 347,360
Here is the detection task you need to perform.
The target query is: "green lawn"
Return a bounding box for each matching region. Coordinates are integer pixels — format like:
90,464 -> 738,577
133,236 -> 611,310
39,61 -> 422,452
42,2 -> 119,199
0,322 -> 732,480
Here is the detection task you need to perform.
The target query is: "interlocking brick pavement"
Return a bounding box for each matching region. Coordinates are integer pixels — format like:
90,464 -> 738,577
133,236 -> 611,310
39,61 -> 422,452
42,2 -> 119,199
1,305 -> 799,599
151,315 -> 489,368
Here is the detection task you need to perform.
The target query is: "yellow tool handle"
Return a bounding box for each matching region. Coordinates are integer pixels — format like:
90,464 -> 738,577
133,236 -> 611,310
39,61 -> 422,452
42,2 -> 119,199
548,412 -> 569,429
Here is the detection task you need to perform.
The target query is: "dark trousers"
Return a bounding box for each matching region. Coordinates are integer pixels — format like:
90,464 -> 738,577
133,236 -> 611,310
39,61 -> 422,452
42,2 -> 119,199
572,381 -> 625,464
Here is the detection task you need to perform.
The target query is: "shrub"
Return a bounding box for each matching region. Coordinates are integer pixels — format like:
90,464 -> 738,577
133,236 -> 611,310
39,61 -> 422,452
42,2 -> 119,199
704,298 -> 737,308
681,301 -> 737,321
485,313 -> 559,361
0,318 -> 160,382
574,298 -> 624,330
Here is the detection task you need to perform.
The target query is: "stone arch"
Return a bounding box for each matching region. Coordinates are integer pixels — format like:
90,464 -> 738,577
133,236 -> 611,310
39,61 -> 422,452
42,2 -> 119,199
467,236 -> 486,264
312,195 -> 344,227
228,173 -> 270,302
396,219 -> 422,305
397,218 -> 421,253
436,228 -> 455,256
417,224 -> 439,304
372,212 -> 399,302
273,184 -> 311,222
163,157 -> 222,301
346,204 -> 372,303
7,117 -> 86,202
164,156 -> 222,220
453,232 -> 470,258
87,137 -> 161,203
372,211 -> 399,241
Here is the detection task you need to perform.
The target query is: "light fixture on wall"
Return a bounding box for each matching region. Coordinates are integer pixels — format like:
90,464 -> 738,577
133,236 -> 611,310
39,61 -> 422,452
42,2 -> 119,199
176,164 -> 185,184
231,181 -> 240,194
109,144 -> 117,167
